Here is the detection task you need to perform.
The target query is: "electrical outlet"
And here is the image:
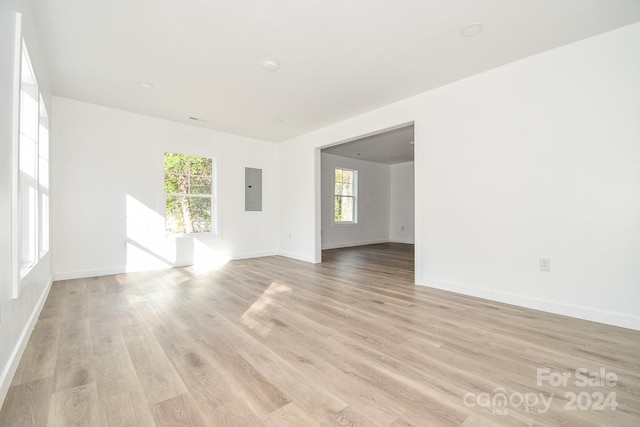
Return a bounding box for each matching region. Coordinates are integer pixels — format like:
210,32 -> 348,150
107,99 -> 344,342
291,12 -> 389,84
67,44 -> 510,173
401,225 -> 405,231
539,258 -> 551,272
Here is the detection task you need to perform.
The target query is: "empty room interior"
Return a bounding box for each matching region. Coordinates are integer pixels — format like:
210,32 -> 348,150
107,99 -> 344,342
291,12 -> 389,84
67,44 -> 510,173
1,1 -> 639,426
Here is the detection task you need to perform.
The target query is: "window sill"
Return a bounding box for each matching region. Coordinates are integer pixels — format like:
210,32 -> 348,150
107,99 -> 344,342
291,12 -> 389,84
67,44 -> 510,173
19,263 -> 36,280
20,250 -> 50,280
166,232 -> 220,241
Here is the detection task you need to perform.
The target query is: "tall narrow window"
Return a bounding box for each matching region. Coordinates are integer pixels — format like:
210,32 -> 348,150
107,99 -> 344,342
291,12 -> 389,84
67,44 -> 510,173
12,22 -> 50,294
164,153 -> 215,234
334,167 -> 357,223
38,95 -> 49,255
19,40 -> 39,272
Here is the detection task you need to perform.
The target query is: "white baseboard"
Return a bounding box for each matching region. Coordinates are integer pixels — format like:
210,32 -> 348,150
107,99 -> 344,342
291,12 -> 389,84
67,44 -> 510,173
277,251 -> 318,264
53,250 -> 283,281
0,276 -> 53,407
389,238 -> 415,244
322,239 -> 389,250
53,266 -> 126,281
230,250 -> 279,260
419,276 -> 640,331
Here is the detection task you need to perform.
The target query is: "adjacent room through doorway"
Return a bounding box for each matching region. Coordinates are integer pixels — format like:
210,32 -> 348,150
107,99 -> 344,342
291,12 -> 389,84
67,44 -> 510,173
320,125 -> 415,272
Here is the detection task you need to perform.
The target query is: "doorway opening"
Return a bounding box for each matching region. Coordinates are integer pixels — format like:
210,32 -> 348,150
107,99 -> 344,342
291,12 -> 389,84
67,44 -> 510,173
318,124 -> 415,271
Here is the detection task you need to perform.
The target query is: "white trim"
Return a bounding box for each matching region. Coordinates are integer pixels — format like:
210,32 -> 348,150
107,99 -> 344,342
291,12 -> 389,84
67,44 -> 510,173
162,152 -> 218,236
278,250 -> 318,264
10,13 -> 22,299
322,239 -> 389,250
313,149 -> 322,263
413,121 -> 422,284
230,250 -> 279,260
53,250 -> 283,280
418,276 -> 640,331
320,121 -> 416,150
330,221 -> 359,228
53,266 -> 126,281
0,276 -> 53,406
389,238 -> 415,244
333,167 -> 357,224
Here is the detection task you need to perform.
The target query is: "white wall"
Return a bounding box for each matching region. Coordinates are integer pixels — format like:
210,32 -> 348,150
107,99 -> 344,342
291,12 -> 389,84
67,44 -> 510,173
0,0 -> 54,406
279,23 -> 640,330
52,97 -> 280,279
389,161 -> 415,244
321,153 -> 390,249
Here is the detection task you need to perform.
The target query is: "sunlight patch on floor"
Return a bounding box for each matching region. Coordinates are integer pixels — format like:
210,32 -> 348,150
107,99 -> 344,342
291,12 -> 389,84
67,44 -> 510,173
240,282 -> 292,337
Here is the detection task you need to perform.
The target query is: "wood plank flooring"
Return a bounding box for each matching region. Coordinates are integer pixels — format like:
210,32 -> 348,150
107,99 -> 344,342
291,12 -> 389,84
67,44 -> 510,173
1,243 -> 639,426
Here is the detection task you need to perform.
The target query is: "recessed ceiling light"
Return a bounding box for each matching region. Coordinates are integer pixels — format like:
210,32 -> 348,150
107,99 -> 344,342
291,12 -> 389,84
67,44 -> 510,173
356,153 -> 363,156
272,118 -> 283,124
461,23 -> 484,37
262,60 -> 279,72
138,81 -> 154,89
409,141 -> 415,145
189,116 -> 207,123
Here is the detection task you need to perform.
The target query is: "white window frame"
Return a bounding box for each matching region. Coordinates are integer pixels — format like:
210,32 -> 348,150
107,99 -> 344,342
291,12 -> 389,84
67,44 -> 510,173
333,167 -> 358,224
38,95 -> 50,257
19,39 -> 39,275
12,17 -> 50,298
163,152 -> 217,236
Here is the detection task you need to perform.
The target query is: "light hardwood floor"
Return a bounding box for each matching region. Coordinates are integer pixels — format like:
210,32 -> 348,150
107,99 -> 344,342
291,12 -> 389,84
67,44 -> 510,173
1,243 -> 639,426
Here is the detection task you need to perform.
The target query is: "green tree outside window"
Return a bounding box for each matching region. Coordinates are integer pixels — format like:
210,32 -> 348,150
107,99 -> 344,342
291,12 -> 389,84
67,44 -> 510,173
164,153 -> 214,234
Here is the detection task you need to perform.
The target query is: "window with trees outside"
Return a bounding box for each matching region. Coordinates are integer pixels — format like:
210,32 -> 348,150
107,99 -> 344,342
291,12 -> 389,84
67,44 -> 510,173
334,167 -> 357,223
164,153 -> 215,234
18,39 -> 49,279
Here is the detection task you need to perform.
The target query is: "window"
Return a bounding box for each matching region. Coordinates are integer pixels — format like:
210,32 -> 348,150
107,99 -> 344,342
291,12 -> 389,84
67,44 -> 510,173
17,40 -> 49,276
164,153 -> 215,234
334,167 -> 357,223
38,95 -> 49,256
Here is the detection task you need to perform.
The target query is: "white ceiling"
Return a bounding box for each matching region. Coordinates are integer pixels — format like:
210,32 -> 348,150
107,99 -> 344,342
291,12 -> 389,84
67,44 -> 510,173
32,0 -> 640,142
322,125 -> 414,165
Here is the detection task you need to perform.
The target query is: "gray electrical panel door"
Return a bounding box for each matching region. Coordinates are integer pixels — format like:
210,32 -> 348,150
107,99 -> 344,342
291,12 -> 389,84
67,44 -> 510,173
245,167 -> 262,211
